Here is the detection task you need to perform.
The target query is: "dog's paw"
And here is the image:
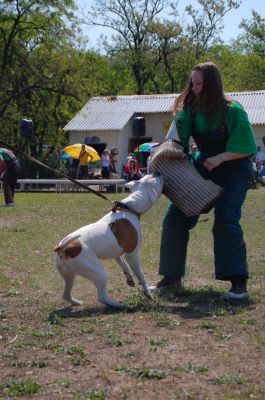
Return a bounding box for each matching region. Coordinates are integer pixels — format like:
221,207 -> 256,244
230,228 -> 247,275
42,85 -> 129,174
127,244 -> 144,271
126,276 -> 136,287
70,298 -> 83,306
143,288 -> 153,300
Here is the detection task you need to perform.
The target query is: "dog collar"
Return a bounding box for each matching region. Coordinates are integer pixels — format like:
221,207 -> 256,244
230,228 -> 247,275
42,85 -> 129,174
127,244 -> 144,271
111,201 -> 140,219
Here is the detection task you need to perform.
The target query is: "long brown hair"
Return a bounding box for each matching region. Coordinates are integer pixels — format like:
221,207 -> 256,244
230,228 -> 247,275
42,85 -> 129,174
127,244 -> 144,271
172,62 -> 226,118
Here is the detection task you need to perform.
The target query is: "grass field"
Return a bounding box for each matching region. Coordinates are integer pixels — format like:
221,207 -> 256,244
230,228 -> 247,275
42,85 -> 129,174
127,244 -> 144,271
0,187 -> 265,399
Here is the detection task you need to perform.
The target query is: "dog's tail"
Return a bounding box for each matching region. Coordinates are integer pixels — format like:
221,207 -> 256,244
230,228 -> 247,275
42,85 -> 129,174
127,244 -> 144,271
54,234 -> 82,260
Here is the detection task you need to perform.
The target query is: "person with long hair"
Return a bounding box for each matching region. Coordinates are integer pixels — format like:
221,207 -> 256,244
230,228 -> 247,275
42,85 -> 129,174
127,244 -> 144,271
155,62 -> 256,299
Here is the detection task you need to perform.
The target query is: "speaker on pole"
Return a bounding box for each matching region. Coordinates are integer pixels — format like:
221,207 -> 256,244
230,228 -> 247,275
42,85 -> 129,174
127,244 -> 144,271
20,119 -> 33,139
133,116 -> 145,137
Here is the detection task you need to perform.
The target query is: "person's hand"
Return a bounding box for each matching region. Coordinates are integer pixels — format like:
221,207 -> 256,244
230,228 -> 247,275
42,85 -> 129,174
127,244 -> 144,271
203,154 -> 224,171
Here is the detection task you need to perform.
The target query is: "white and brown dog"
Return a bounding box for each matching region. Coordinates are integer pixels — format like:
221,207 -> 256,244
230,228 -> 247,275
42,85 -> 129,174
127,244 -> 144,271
54,174 -> 164,308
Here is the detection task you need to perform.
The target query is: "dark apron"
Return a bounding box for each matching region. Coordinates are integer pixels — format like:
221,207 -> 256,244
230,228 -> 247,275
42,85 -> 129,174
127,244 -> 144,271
191,107 -> 251,279
159,105 -> 252,280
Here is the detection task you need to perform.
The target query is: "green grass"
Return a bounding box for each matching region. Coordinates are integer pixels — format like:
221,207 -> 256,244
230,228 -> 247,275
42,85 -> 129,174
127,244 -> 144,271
0,380 -> 41,397
115,365 -> 167,379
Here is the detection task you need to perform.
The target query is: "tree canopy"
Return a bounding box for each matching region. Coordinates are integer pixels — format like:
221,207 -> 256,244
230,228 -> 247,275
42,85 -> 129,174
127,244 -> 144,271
0,0 -> 264,154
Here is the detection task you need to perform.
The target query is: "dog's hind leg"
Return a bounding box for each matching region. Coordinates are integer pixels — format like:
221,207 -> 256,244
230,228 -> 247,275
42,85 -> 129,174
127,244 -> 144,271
123,252 -> 152,299
115,257 -> 135,287
56,262 -> 83,306
78,257 -> 125,308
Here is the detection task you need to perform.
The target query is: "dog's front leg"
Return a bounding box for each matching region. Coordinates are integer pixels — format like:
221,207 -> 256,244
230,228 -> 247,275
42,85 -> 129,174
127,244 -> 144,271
115,257 -> 135,287
123,253 -> 152,299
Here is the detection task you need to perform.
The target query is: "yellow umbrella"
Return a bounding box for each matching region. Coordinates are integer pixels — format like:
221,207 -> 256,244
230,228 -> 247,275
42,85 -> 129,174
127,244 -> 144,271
64,143 -> 100,162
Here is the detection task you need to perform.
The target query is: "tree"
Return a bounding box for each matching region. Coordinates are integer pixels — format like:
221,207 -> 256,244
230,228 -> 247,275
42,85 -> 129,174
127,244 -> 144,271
239,11 -> 265,56
0,0 -> 118,153
84,0 -> 172,94
230,11 -> 265,90
0,0 -> 79,146
184,0 -> 240,58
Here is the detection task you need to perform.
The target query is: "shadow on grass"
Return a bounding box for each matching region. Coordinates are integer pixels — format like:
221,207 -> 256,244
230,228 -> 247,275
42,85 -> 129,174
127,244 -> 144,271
48,303 -> 126,324
48,287 -> 256,323
156,286 -> 256,319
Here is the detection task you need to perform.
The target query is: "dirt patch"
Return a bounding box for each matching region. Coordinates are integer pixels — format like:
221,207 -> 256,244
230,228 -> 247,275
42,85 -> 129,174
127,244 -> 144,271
1,283 -> 265,400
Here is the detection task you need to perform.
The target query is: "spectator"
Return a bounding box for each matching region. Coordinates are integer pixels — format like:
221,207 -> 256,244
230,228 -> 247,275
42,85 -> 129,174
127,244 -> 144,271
189,142 -> 200,162
260,162 -> 265,185
131,155 -> 142,180
109,147 -> 118,173
78,144 -> 93,179
101,149 -> 110,179
0,148 -> 21,207
123,159 -> 134,182
255,146 -> 265,162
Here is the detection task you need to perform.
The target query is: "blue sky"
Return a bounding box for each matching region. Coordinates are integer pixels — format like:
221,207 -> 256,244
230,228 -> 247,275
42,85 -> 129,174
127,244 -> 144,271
75,0 -> 265,49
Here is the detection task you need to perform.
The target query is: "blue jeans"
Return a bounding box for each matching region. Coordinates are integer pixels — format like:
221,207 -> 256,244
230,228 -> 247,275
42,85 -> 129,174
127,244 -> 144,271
159,160 -> 251,281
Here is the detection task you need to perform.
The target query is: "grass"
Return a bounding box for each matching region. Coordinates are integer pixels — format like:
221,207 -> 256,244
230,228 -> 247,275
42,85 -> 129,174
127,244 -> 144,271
0,380 -> 41,397
0,188 -> 265,399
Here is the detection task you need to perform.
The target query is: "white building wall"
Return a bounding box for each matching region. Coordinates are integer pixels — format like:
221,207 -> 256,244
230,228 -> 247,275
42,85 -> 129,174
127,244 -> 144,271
143,112 -> 173,142
69,130 -> 118,149
117,123 -> 132,176
253,125 -> 265,150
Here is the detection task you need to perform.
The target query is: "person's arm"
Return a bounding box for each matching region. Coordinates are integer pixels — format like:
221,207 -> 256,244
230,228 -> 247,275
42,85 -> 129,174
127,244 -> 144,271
203,152 -> 252,171
176,107 -> 192,148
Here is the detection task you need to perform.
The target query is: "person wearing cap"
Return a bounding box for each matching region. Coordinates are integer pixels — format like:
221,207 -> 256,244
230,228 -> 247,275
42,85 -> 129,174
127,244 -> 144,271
0,148 -> 21,207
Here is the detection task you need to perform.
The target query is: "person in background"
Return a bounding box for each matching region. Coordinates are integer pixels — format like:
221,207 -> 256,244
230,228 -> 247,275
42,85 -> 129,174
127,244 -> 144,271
101,149 -> 110,179
78,144 -> 93,179
255,146 -> 265,162
109,147 -> 118,173
131,155 -> 142,180
0,148 -> 21,207
155,62 -> 256,299
260,161 -> 265,185
123,159 -> 134,182
189,142 -> 200,162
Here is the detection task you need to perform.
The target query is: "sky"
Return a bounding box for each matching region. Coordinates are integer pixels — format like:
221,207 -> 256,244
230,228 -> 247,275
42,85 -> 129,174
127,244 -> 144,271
75,0 -> 265,49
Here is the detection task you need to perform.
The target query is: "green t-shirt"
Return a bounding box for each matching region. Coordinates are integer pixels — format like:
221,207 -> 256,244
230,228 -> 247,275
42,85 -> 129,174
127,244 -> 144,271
176,102 -> 257,155
0,148 -> 16,161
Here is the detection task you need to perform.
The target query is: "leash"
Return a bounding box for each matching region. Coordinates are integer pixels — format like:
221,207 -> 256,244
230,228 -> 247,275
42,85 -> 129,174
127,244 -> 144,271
0,140 -> 141,217
0,140 -> 113,203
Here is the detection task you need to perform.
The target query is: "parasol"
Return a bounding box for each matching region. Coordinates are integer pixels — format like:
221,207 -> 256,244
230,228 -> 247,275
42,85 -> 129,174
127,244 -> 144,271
60,152 -> 72,160
133,142 -> 158,153
64,143 -> 100,162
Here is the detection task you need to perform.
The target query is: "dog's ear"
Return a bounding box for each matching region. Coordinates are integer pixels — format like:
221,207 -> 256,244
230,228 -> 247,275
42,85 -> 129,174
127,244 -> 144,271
147,177 -> 156,185
125,180 -> 137,191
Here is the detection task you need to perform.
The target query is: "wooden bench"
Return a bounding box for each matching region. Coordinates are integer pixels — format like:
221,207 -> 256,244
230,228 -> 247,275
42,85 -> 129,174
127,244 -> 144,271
13,179 -> 126,193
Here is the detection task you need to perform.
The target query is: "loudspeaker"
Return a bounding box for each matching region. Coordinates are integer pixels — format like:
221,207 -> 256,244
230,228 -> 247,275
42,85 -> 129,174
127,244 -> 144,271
262,137 -> 265,146
133,117 -> 145,137
20,119 -> 33,138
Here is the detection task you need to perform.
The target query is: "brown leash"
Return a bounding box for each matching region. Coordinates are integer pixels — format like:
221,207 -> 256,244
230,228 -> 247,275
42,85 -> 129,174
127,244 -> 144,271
0,140 -> 113,203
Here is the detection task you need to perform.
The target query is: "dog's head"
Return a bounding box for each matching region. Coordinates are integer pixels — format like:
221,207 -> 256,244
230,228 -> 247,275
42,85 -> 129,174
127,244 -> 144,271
124,174 -> 164,214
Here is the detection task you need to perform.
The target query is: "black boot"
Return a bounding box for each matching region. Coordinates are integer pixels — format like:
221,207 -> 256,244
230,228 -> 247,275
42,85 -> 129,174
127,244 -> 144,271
223,277 -> 248,299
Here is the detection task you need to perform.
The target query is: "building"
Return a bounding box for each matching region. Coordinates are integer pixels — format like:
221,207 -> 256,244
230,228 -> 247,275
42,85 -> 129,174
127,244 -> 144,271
64,91 -> 265,176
